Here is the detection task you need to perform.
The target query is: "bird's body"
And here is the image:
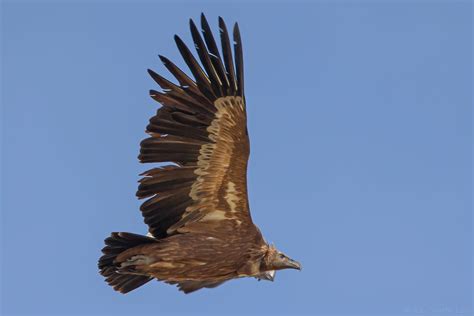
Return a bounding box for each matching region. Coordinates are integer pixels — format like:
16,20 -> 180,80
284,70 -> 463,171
117,226 -> 265,281
98,14 -> 300,294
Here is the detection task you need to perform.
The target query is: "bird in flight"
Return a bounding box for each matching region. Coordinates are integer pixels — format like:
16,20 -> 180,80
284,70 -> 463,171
98,14 -> 301,294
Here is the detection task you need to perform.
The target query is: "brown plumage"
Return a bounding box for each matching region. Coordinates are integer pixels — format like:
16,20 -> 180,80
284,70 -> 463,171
98,14 -> 301,294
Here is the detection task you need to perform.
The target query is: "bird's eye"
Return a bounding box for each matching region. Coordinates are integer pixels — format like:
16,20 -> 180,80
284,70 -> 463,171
279,254 -> 285,259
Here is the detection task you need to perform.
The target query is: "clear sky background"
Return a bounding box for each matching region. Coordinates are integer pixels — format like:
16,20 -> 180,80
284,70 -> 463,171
1,1 -> 472,315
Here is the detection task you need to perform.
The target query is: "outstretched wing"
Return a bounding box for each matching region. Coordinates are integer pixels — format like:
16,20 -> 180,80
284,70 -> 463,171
138,14 -> 255,239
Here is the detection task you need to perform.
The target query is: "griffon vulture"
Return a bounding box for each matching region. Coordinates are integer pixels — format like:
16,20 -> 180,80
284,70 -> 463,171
98,14 -> 301,294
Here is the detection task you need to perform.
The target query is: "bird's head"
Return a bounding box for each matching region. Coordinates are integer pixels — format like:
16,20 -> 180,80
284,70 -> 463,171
262,244 -> 302,271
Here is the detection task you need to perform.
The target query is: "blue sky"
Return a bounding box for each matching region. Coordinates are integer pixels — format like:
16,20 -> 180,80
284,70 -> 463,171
1,1 -> 472,315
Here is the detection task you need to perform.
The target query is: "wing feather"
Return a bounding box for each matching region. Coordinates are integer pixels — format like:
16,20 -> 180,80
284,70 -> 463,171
233,23 -> 245,99
219,17 -> 237,95
139,14 -> 255,239
189,19 -> 223,96
174,35 -> 216,101
200,13 -> 230,92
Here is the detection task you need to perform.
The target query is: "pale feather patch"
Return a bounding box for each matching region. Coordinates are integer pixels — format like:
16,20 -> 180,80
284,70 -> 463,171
120,255 -> 152,268
225,181 -> 239,213
151,261 -> 184,269
202,210 -> 227,221
182,96 -> 246,225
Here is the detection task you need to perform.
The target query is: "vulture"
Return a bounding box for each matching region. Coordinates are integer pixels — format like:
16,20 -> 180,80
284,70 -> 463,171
98,14 -> 301,294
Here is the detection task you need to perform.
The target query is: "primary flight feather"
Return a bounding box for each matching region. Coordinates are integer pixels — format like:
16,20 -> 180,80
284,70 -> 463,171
98,14 -> 301,294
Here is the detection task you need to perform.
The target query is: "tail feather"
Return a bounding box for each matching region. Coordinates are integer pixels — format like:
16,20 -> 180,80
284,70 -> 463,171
98,232 -> 156,294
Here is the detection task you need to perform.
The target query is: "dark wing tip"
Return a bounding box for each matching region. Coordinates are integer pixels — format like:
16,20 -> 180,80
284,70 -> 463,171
233,22 -> 240,38
158,54 -> 169,64
147,68 -> 158,79
218,16 -> 227,32
189,18 -> 199,38
200,13 -> 210,31
200,12 -> 208,28
232,21 -> 244,98
189,18 -> 196,31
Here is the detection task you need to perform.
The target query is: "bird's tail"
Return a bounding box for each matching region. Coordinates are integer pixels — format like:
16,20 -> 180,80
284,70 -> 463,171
98,232 -> 156,294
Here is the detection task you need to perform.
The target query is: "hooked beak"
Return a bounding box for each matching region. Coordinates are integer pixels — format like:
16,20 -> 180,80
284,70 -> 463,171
287,259 -> 302,271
